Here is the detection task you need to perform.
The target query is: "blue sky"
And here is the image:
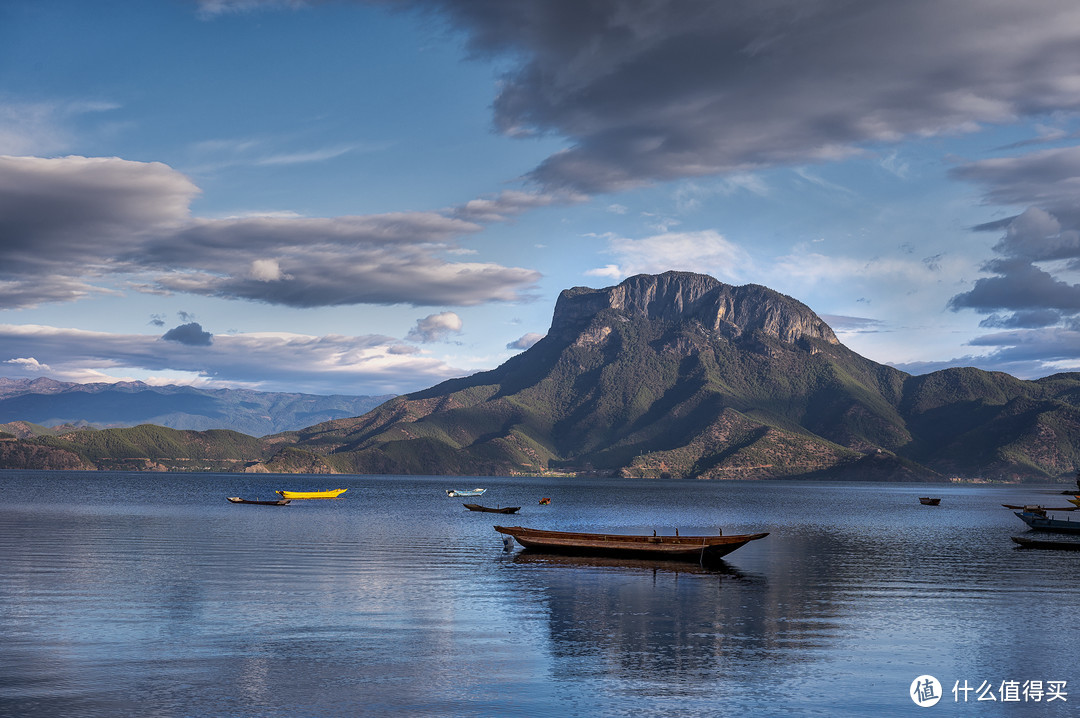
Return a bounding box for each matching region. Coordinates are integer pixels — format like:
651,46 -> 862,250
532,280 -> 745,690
4,0 -> 1080,395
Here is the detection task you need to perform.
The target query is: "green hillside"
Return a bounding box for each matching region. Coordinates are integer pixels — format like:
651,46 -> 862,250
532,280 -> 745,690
5,272 -> 1080,481
276,272 -> 1080,481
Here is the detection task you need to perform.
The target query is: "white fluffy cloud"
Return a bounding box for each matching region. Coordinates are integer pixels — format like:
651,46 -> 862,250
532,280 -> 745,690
506,332 -> 544,351
587,230 -> 751,282
407,312 -> 464,343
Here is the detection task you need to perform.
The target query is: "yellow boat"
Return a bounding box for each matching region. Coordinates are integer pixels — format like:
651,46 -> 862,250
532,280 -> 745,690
274,488 -> 348,499
1069,496 -> 1080,507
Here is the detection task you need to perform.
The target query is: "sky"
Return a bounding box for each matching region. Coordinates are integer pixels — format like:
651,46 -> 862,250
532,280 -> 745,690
5,0 -> 1080,396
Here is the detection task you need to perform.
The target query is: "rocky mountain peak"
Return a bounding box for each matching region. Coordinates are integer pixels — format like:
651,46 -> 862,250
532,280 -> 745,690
550,271 -> 839,345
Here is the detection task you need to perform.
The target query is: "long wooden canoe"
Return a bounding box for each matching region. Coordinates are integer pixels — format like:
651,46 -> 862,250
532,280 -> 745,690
1001,504 -> 1077,511
1012,535 -> 1080,551
274,488 -> 347,499
494,525 -> 768,561
227,497 -> 291,505
1013,510 -> 1080,534
463,503 -> 520,514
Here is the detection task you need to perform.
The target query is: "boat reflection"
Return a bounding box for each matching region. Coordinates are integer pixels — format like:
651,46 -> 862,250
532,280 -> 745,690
509,549 -> 761,580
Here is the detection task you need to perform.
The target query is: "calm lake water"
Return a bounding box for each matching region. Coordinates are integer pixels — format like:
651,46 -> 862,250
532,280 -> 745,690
1,471 -> 1078,717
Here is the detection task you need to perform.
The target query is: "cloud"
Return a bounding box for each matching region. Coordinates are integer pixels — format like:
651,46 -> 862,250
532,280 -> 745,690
506,332 -> 544,351
3,357 -> 51,372
249,259 -> 288,282
407,312 -> 464,343
950,147 -> 1080,230
890,327 -> 1080,378
586,229 -> 751,282
0,100 -> 119,155
451,189 -> 588,222
162,322 -> 214,346
944,146 -> 1080,375
819,315 -> 886,333
416,0 -> 1080,193
0,155 -> 541,309
948,151 -> 1080,323
196,0 -> 307,18
949,258 -> 1080,315
0,323 -> 468,395
195,1 -> 1080,194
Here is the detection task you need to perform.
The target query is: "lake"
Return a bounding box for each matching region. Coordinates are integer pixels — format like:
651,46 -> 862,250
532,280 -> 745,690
1,471 -> 1078,717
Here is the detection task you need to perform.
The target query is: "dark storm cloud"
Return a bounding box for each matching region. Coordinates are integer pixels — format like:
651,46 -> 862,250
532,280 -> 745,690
950,148 -> 1080,231
0,155 -> 541,309
948,150 -> 1080,322
949,259 -> 1080,315
978,309 -> 1064,330
198,0 -> 1080,193
162,322 -> 214,346
946,146 -> 1080,375
408,0 -> 1080,193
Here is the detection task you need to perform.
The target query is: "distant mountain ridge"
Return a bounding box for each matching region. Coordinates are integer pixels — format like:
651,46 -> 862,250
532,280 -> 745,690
5,271 -> 1080,480
0,377 -> 393,436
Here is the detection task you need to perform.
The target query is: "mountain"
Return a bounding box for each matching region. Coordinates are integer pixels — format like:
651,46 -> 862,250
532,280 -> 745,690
6,272 -> 1080,480
0,378 -> 394,436
276,271 -> 1080,481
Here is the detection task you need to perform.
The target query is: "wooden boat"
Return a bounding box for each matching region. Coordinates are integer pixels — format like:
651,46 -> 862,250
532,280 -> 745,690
446,488 -> 486,497
538,497 -> 551,505
1012,535 -> 1080,551
919,497 -> 941,505
494,525 -> 768,562
463,503 -> 520,514
274,488 -> 347,499
1068,496 -> 1080,507
1001,504 -> 1077,511
227,497 -> 291,505
1013,510 -> 1080,534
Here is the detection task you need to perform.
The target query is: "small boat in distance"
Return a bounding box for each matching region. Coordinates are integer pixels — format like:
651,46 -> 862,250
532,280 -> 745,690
463,503 -> 520,514
538,497 -> 551,505
274,488 -> 348,499
1013,509 -> 1080,534
227,497 -> 291,505
1012,535 -> 1080,551
919,497 -> 941,505
446,488 -> 486,497
494,525 -> 768,562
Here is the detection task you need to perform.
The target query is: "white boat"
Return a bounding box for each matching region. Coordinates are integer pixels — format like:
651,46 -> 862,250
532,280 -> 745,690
446,488 -> 486,497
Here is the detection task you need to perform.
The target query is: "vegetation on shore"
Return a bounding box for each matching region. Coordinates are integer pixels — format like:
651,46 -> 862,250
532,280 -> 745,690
4,272 -> 1080,482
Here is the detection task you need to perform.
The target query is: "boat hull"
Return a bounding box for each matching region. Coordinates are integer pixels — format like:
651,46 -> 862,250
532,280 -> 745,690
919,497 -> 941,505
1014,511 -> 1080,534
1012,536 -> 1080,550
227,497 -> 291,505
447,489 -> 486,497
274,488 -> 347,499
494,525 -> 768,561
463,503 -> 520,514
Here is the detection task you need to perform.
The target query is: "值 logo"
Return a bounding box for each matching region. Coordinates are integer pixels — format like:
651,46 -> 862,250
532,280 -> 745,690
911,675 -> 942,706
